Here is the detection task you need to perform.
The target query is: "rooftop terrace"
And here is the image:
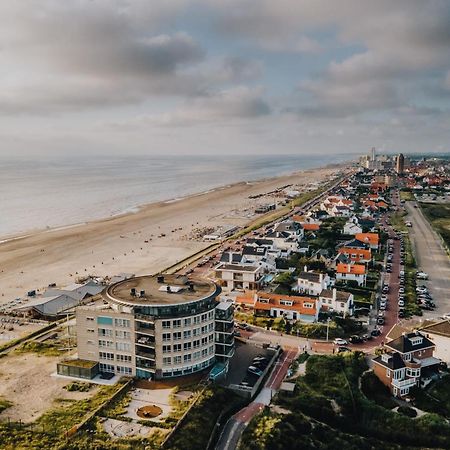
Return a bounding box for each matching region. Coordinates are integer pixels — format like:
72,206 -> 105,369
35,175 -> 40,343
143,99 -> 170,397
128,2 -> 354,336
104,274 -> 219,307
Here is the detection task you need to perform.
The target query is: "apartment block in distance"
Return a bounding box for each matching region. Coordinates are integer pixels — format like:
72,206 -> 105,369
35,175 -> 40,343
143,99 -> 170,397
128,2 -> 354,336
73,274 -> 234,380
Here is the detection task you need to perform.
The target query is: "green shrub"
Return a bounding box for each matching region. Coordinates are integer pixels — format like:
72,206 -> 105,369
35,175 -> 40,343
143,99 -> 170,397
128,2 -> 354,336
397,406 -> 417,418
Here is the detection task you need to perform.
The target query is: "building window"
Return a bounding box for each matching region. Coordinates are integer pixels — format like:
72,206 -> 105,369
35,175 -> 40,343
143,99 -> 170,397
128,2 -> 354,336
117,366 -> 132,375
173,332 -> 182,341
194,316 -> 200,324
162,333 -> 171,342
174,356 -> 182,364
97,316 -> 113,325
87,329 -> 95,333
116,354 -> 132,363
115,330 -> 131,340
116,342 -> 131,352
99,363 -> 115,373
114,318 -> 130,328
86,316 -> 95,322
98,340 -> 114,348
184,342 -> 192,351
201,337 -> 207,345
193,340 -> 200,349
183,354 -> 192,362
201,313 -> 208,322
99,352 -> 114,360
173,319 -> 181,328
193,351 -> 201,360
163,357 -> 172,365
193,328 -> 200,336
162,320 -> 171,329
173,344 -> 182,352
98,328 -> 113,337
163,345 -> 171,353
184,318 -> 191,326
403,353 -> 411,361
386,369 -> 391,378
183,330 -> 191,339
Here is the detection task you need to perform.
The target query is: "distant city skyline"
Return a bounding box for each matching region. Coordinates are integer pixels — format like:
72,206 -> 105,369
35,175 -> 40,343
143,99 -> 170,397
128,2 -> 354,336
0,1 -> 450,157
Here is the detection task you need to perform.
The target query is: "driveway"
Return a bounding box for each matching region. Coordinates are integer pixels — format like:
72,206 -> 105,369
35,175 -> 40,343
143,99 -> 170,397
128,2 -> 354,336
406,202 -> 450,319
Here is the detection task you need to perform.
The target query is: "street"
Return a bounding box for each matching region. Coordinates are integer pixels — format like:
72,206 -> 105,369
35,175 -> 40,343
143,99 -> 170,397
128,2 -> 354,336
406,201 -> 450,319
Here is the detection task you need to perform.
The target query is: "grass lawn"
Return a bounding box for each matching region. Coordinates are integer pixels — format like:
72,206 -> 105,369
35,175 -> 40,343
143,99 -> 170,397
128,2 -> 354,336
413,375 -> 450,418
420,202 -> 450,249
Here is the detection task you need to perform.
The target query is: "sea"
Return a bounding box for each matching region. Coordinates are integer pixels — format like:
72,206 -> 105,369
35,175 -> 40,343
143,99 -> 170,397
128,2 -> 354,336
0,153 -> 353,238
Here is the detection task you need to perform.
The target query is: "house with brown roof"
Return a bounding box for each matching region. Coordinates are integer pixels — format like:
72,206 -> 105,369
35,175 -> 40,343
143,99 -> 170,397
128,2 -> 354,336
335,263 -> 366,286
338,247 -> 372,263
319,288 -> 354,317
372,331 -> 440,397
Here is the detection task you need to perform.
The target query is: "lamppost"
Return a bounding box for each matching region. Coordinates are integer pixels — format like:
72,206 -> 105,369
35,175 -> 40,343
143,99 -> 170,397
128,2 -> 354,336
326,317 -> 331,342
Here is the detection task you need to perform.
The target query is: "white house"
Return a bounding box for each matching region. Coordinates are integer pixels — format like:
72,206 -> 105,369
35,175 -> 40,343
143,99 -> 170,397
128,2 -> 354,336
295,268 -> 331,296
343,217 -> 363,235
214,263 -> 265,292
319,288 -> 354,317
421,320 -> 450,365
336,263 -> 366,287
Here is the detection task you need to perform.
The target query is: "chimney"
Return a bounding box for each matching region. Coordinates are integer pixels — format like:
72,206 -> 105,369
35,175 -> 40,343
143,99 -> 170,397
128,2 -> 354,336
304,265 -> 308,272
333,288 -> 337,301
319,274 -> 323,284
166,286 -> 171,293
140,290 -> 145,297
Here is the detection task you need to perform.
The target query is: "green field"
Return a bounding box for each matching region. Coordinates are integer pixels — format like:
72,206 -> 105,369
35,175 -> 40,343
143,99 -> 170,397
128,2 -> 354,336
420,202 -> 450,249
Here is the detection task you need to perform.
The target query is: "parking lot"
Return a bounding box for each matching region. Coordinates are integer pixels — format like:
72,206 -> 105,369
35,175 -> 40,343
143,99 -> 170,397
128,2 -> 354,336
220,341 -> 273,388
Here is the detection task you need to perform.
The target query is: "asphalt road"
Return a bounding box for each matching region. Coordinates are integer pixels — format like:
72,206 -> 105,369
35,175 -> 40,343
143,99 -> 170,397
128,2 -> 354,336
406,201 -> 450,319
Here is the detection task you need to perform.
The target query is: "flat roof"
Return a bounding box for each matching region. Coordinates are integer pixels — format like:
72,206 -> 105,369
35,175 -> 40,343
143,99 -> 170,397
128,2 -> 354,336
216,263 -> 260,272
104,274 -> 219,306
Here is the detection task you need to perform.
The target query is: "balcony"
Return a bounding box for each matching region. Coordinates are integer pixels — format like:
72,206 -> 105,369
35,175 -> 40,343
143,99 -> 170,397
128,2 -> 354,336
136,336 -> 155,348
391,377 -> 417,388
215,345 -> 235,358
215,322 -> 234,334
136,358 -> 156,370
136,349 -> 156,360
135,314 -> 155,324
135,325 -> 155,336
215,334 -> 234,346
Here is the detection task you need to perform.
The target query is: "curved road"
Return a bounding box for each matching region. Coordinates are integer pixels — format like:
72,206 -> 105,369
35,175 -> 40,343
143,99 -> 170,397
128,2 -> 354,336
405,201 -> 450,318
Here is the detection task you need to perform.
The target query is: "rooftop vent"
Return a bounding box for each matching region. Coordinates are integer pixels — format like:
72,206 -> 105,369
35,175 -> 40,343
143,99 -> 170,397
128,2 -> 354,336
157,275 -> 164,284
140,290 -> 145,297
130,288 -> 136,296
166,285 -> 171,293
188,282 -> 194,292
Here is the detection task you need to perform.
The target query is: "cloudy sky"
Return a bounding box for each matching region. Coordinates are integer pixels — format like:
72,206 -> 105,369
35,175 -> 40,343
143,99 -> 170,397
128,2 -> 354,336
1,0 -> 450,157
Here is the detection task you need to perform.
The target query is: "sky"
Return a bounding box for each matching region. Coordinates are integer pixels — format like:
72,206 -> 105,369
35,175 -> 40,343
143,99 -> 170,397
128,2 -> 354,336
1,0 -> 450,157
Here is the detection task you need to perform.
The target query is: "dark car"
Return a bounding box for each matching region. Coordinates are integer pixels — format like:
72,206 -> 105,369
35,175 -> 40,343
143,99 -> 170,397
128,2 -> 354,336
337,346 -> 352,353
398,310 -> 405,318
371,329 -> 382,337
349,335 -> 363,344
100,372 -> 115,380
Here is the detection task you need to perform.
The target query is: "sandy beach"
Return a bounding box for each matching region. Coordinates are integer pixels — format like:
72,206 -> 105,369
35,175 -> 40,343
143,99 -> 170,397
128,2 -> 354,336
0,165 -> 344,303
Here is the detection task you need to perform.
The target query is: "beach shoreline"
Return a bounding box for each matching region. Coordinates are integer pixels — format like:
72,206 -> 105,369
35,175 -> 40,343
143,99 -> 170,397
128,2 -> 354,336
0,162 -> 349,303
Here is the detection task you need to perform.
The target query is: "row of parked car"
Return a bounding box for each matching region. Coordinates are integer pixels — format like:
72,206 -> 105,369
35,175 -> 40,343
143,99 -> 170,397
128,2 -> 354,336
240,355 -> 270,387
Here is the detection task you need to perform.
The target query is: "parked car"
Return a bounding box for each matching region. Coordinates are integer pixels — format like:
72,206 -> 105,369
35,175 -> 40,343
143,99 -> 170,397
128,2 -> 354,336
349,335 -> 363,344
398,310 -> 405,318
417,271 -> 429,280
333,338 -> 348,346
398,300 -> 405,307
371,329 -> 382,337
377,317 -> 385,325
338,346 -> 352,353
247,366 -> 263,377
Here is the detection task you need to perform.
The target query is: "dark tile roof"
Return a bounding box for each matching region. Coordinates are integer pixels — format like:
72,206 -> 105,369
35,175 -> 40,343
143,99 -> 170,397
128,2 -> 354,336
298,271 -> 322,283
247,238 -> 274,246
242,246 -> 267,256
373,352 -> 405,370
386,331 -> 435,354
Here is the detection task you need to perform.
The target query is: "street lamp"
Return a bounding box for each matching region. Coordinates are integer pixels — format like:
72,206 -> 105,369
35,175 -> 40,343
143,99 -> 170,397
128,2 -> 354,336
326,317 -> 331,342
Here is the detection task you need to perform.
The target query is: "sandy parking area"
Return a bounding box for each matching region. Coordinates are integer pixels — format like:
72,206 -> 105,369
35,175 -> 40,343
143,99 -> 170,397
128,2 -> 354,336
0,352 -> 98,422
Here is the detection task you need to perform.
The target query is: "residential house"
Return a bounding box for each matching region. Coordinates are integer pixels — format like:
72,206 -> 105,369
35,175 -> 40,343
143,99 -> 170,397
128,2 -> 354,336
239,292 -> 319,322
372,331 -> 440,397
343,217 -> 363,235
355,232 -> 379,250
319,288 -> 354,317
295,268 -> 331,296
214,263 -> 265,292
336,263 -> 366,286
338,247 -> 372,263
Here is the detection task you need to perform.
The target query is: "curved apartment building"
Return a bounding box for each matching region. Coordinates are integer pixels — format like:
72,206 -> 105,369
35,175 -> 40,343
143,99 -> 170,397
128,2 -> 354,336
76,274 -> 234,380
